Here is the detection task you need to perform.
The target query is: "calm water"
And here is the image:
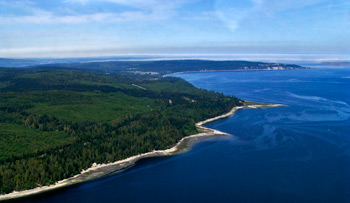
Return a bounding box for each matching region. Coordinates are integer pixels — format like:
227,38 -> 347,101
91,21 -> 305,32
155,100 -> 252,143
22,68 -> 350,202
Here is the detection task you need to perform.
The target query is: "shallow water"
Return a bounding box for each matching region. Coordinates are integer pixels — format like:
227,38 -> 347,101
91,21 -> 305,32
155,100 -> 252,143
22,68 -> 350,202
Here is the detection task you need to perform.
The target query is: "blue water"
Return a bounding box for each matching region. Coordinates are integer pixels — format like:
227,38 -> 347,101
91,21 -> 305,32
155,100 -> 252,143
22,68 -> 350,202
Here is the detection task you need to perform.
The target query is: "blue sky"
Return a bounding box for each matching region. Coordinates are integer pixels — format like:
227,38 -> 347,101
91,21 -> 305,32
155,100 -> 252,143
0,0 -> 349,59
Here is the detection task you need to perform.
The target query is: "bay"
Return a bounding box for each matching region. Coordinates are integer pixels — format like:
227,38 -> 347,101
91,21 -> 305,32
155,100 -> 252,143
22,68 -> 350,202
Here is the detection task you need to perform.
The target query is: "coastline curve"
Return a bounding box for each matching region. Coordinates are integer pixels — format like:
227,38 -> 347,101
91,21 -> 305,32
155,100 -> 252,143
0,103 -> 285,201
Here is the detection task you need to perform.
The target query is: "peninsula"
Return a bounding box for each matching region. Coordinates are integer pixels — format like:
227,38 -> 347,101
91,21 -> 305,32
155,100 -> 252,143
0,60 -> 299,200
0,101 -> 285,201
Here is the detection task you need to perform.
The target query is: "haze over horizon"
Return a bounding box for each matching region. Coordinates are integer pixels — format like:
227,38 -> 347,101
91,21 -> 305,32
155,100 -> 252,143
0,0 -> 349,59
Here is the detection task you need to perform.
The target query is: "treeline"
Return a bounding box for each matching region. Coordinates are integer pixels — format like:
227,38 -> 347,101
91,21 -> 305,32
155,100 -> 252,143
39,60 -> 305,75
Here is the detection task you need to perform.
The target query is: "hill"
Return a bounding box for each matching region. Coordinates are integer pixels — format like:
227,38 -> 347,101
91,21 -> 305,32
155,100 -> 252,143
40,60 -> 305,75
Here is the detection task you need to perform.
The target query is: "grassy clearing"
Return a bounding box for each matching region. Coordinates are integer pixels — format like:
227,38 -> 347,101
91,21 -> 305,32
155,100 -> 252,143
0,123 -> 74,161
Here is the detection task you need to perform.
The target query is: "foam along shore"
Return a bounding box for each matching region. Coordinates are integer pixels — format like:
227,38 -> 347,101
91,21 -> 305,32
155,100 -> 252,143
0,103 -> 286,201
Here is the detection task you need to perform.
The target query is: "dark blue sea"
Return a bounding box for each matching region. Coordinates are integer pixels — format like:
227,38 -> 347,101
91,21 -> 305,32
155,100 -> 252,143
22,68 -> 350,202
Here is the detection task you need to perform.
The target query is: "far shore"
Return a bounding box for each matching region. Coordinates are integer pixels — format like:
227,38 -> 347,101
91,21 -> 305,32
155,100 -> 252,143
162,67 -> 306,77
0,102 -> 286,201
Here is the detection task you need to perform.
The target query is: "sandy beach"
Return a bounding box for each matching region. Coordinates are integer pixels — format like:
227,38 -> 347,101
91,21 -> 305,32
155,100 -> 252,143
0,103 -> 285,201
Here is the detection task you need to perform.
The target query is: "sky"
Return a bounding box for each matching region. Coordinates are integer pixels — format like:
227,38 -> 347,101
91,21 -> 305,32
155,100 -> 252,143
0,0 -> 349,59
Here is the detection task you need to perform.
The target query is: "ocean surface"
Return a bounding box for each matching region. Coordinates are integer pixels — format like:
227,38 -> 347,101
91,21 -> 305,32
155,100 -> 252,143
22,68 -> 350,202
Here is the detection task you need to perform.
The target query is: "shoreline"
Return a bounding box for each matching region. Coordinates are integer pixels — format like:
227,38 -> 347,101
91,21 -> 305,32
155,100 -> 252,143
0,103 -> 285,201
162,68 -> 306,77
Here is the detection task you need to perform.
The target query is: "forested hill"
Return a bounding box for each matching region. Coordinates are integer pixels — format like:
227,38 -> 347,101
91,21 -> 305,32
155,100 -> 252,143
37,60 -> 305,75
0,67 -> 242,194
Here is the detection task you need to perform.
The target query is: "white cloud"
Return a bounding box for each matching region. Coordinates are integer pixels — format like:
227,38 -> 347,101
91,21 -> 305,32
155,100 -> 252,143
106,0 -> 195,11
65,0 -> 197,11
0,11 -> 168,24
215,0 -> 325,30
0,45 -> 130,58
255,0 -> 324,13
64,0 -> 198,21
64,0 -> 90,5
0,0 -> 197,24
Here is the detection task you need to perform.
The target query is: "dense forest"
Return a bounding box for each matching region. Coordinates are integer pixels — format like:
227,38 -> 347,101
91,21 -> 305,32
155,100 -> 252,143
0,66 -> 242,194
40,60 -> 305,75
